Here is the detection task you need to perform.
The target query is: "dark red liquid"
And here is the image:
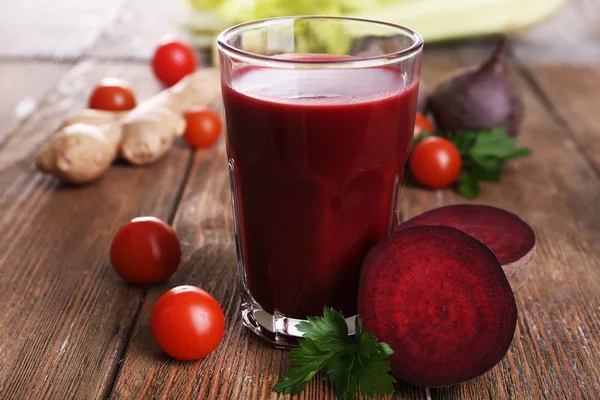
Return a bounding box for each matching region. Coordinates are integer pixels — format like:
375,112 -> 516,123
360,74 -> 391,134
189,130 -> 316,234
223,62 -> 418,319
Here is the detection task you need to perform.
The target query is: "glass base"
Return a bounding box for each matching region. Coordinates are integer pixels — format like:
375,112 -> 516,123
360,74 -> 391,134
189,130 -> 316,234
241,296 -> 357,348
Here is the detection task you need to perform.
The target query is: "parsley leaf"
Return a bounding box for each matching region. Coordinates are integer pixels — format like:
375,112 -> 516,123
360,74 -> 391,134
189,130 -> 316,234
456,127 -> 531,197
448,131 -> 478,155
273,341 -> 333,394
354,330 -> 396,397
272,307 -> 395,399
411,126 -> 531,198
458,169 -> 480,199
470,128 -> 532,160
297,307 -> 349,352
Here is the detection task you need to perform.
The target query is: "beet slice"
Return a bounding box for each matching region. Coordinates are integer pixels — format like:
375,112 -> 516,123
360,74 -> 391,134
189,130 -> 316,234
358,226 -> 517,387
398,204 -> 535,291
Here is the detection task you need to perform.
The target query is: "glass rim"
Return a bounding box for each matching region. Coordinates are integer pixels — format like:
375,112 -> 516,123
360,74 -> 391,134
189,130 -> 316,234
216,15 -> 424,68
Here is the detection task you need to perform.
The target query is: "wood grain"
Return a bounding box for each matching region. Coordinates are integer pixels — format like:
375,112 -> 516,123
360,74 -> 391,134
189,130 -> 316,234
397,51 -> 600,399
108,50 -> 600,399
0,60 -> 193,399
520,64 -> 600,174
0,0 -> 127,59
0,10 -> 599,398
107,98 -> 428,400
0,61 -> 70,144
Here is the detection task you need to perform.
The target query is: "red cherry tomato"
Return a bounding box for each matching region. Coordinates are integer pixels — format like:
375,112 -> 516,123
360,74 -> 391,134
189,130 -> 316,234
409,136 -> 462,188
183,108 -> 223,149
88,78 -> 136,111
151,38 -> 197,87
151,285 -> 225,360
413,113 -> 434,138
110,217 -> 181,284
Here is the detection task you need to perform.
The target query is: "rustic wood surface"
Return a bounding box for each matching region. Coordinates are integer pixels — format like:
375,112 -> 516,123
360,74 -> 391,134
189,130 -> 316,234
512,0 -> 600,63
0,62 -> 71,142
0,0 -> 599,399
0,0 -> 126,60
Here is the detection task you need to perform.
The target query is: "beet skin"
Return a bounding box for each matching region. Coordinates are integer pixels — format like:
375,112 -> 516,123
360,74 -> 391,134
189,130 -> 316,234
398,204 -> 536,291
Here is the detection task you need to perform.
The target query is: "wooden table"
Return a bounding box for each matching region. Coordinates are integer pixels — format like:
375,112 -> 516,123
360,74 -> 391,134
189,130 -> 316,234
0,1 -> 599,399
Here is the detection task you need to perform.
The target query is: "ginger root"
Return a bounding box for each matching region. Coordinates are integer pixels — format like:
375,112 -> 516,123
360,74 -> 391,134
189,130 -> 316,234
118,68 -> 220,164
36,68 -> 222,184
140,68 -> 222,113
59,109 -> 122,148
36,110 -> 121,184
119,105 -> 185,165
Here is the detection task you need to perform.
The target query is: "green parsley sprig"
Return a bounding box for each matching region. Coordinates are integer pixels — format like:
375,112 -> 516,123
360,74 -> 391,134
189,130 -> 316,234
273,307 -> 395,400
413,127 -> 532,198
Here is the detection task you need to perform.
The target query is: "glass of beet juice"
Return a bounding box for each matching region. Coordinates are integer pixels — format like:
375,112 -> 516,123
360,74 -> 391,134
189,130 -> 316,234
217,16 -> 423,347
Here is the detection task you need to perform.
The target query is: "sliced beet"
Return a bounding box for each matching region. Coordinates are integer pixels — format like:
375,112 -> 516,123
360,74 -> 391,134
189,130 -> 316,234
358,226 -> 517,387
397,204 -> 535,291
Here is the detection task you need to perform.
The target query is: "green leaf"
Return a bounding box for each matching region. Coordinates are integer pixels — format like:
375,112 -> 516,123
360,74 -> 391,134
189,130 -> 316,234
471,154 -> 503,171
405,126 -> 531,198
505,147 -> 533,159
355,331 -> 396,397
448,131 -> 478,155
472,162 -> 503,182
273,310 -> 395,399
358,331 -> 384,359
297,307 -> 349,352
458,169 -> 480,199
444,127 -> 532,199
272,361 -> 323,394
378,342 -> 394,357
275,335 -> 342,395
354,314 -> 363,338
470,128 -> 532,160
325,352 -> 356,399
288,339 -> 330,365
358,359 -> 396,397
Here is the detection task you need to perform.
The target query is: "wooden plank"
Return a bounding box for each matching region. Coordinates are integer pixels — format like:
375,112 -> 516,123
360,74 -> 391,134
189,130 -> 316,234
0,61 -> 70,144
0,0 -> 126,59
512,0 -> 600,63
401,52 -> 600,399
111,49 -> 600,398
0,60 -> 193,399
88,0 -> 192,60
109,142 -> 428,400
108,88 -> 427,400
519,64 -> 600,174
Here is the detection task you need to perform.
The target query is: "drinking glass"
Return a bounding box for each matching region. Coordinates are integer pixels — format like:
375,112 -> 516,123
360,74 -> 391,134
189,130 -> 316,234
217,16 -> 423,347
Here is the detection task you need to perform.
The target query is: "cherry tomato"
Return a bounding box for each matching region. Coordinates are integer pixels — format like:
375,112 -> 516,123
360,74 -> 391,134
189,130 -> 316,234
409,136 -> 462,188
110,217 -> 181,284
151,285 -> 225,360
151,38 -> 197,87
183,108 -> 223,149
88,78 -> 136,111
413,113 -> 434,138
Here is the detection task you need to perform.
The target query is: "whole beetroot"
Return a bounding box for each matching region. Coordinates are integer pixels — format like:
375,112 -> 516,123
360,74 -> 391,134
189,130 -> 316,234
430,37 -> 523,137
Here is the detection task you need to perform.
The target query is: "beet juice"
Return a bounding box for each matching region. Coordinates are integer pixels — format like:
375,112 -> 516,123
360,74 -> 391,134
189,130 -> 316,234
222,63 -> 418,320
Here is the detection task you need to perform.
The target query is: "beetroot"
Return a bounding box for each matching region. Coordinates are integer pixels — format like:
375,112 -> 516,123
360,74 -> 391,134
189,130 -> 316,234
358,226 -> 517,387
398,204 -> 535,291
429,37 -> 523,137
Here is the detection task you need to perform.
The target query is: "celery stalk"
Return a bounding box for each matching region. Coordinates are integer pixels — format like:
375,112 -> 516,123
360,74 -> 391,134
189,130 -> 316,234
354,0 -> 567,42
187,0 -> 567,63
